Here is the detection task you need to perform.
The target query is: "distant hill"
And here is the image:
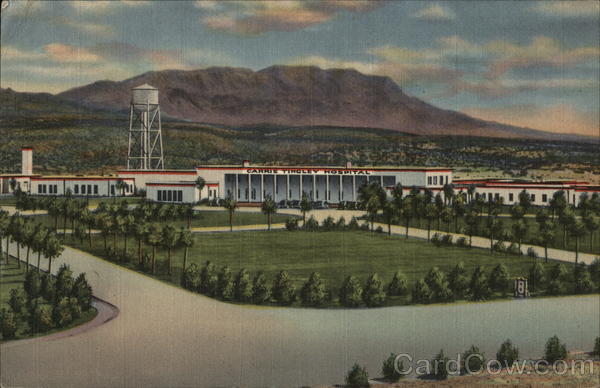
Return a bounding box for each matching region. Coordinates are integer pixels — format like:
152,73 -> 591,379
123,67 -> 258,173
55,65 -> 583,141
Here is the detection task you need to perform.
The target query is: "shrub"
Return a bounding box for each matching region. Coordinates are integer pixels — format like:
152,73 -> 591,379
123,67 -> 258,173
448,263 -> 469,299
199,261 -> 218,296
527,247 -> 538,258
216,266 -> 234,301
593,337 -> 600,356
412,279 -> 431,304
441,234 -> 453,246
507,243 -> 521,256
285,218 -> 299,231
72,273 -> 93,311
382,353 -> 404,381
40,274 -> 56,302
233,268 -> 253,303
387,272 -> 408,297
272,271 -> 296,305
345,363 -> 369,387
424,267 -> 452,302
492,241 -> 507,253
252,271 -> 271,304
55,264 -> 74,302
363,274 -> 386,307
0,308 -> 18,339
183,263 -> 201,291
455,237 -> 468,247
304,216 -> 319,231
68,297 -> 82,320
431,233 -> 442,246
52,297 -> 73,327
488,264 -> 510,296
339,276 -> 363,307
28,304 -> 53,333
321,216 -> 336,230
462,345 -> 485,375
469,266 -> 491,301
336,216 -> 346,229
300,272 -> 326,307
432,349 -> 450,380
23,270 -> 41,301
496,339 -> 519,368
544,335 -> 567,363
348,217 -> 360,230
589,259 -> 600,290
546,279 -> 566,296
375,226 -> 384,234
8,289 -> 26,315
574,269 -> 594,294
359,221 -> 370,231
528,262 -> 546,292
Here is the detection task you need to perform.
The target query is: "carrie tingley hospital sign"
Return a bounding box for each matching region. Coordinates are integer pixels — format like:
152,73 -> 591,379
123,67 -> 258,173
245,168 -> 373,175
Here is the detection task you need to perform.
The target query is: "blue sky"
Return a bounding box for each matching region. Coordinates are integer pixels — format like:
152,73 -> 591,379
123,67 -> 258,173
1,0 -> 598,136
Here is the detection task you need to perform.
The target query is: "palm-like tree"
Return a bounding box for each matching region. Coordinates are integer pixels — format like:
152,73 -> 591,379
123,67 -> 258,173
261,195 -> 277,231
443,183 -> 455,206
47,199 -> 61,231
569,220 -> 587,263
365,195 -> 382,232
400,197 -> 413,239
184,204 -> 195,229
424,203 -> 437,241
299,193 -> 312,226
583,214 -> 599,252
22,219 -> 35,272
115,180 -> 128,197
9,214 -> 24,268
32,225 -> 48,273
178,227 -> 193,280
512,219 -> 528,253
487,217 -> 504,253
161,224 -> 178,275
382,200 -> 397,236
195,177 -> 206,201
464,211 -> 479,247
452,195 -> 466,232
146,223 -> 161,274
97,213 -> 113,252
440,207 -> 453,233
223,196 -> 238,232
539,222 -> 555,262
133,220 -> 148,265
45,232 -> 63,274
0,211 -> 10,264
558,207 -> 576,248
121,214 -> 135,259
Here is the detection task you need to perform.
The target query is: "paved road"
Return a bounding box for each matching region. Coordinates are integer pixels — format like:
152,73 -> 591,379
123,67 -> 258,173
1,233 -> 599,387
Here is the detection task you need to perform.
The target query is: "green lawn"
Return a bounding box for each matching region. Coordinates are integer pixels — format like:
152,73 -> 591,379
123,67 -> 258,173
0,260 -> 97,341
65,229 -> 565,307
27,210 -> 296,231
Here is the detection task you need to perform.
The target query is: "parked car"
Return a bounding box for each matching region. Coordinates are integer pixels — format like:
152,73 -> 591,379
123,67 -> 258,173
288,200 -> 300,209
312,201 -> 328,209
278,200 -> 288,208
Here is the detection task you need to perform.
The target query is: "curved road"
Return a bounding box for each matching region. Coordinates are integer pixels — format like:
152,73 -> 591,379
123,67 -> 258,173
1,220 -> 599,386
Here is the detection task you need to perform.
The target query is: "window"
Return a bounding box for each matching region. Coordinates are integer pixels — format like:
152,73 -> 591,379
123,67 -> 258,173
531,194 -> 536,202
111,185 -> 115,195
53,185 -> 57,194
488,193 -> 492,201
88,185 -> 92,195
509,193 -> 513,202
542,194 -> 547,202
494,193 -> 499,200
433,176 -> 437,185
439,175 -> 443,185
82,185 -> 86,194
167,190 -> 172,202
177,191 -> 182,202
158,191 -> 162,201
37,184 -> 41,193
428,176 -> 432,185
94,185 -> 98,195
74,185 -> 79,194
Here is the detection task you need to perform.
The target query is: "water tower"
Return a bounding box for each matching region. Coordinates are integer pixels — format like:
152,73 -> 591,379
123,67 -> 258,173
126,84 -> 165,170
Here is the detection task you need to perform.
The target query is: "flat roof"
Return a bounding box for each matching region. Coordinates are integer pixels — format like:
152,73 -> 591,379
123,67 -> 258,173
195,164 -> 451,172
31,176 -> 134,181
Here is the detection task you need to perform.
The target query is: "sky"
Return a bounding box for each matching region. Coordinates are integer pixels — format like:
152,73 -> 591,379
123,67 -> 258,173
1,0 -> 598,137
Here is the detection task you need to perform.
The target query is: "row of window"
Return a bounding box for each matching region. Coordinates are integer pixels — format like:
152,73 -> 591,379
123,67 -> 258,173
427,175 -> 450,186
37,184 -> 58,194
478,192 -> 548,203
74,184 -> 99,195
157,190 -> 183,202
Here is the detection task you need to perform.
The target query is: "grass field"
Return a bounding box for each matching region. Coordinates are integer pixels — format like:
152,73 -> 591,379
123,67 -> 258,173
26,210 -> 296,231
0,260 -> 97,341
64,229 -> 564,307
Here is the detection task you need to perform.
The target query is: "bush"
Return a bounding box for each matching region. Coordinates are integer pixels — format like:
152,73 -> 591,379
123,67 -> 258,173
28,304 -> 53,333
496,339 -> 519,368
448,262 -> 469,299
573,265 -> 594,294
304,216 -> 319,231
544,335 -> 567,363
489,264 -> 510,296
528,262 -> 546,292
431,233 -> 442,246
40,274 -> 56,302
375,226 -> 384,234
527,247 -> 538,258
252,271 -> 271,304
455,237 -> 468,247
183,263 -> 201,291
441,234 -> 453,246
546,279 -> 566,296
382,353 -> 404,381
284,218 -> 298,231
199,261 -> 218,296
8,289 -> 26,315
462,345 -> 485,374
300,272 -> 326,307
469,266 -> 491,301
348,217 -> 360,230
589,259 -> 600,290
336,216 -> 346,229
216,266 -> 234,300
24,270 -> 41,301
321,216 -> 336,230
492,241 -> 507,253
412,279 -> 431,304
339,276 -> 363,307
424,267 -> 452,302
359,221 -> 370,231
68,297 -> 82,320
272,271 -> 296,305
387,272 -> 408,297
507,243 -> 521,256
234,268 -> 253,303
72,273 -> 93,311
363,274 -> 386,307
345,363 -> 369,387
0,308 -> 19,339
432,349 -> 450,380
593,337 -> 600,356
52,297 -> 73,327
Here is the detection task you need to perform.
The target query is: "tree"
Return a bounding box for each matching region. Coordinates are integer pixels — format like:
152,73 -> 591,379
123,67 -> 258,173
300,194 -> 312,227
234,268 -> 253,302
544,335 -> 567,363
469,266 -> 491,301
22,219 -> 35,272
593,337 -> 600,356
44,232 -> 64,274
448,262 -> 469,299
487,217 -> 504,253
8,288 -> 26,315
518,190 -> 532,212
72,273 -> 92,310
546,263 -> 568,296
412,279 -> 431,304
199,260 -> 218,296
216,265 -> 234,300
252,271 -> 271,304
52,297 -> 73,327
272,270 -> 296,305
569,220 -> 587,263
400,197 -> 413,238
424,267 -> 451,302
0,308 -> 18,339
339,275 -> 363,307
195,177 -> 206,201
443,184 -> 455,206
261,195 -> 277,231
489,264 -> 510,296
223,196 -> 238,232
558,207 -> 576,248
387,271 -> 408,296
115,180 -> 128,197
178,228 -> 193,279
528,262 -> 546,292
28,303 -> 53,334
300,272 -> 327,306
464,211 -> 479,247
345,363 -> 369,388
511,219 -> 527,253
462,345 -> 485,375
440,207 -> 453,233
573,264 -> 594,294
452,195 -> 466,233
539,222 -> 556,262
496,339 -> 519,368
363,273 -> 386,307
0,211 -> 10,265
24,270 -> 41,300
145,223 -> 161,274
382,201 -> 397,236
583,214 -> 599,252
424,203 -> 437,241
382,353 -> 404,381
432,349 -> 450,380
133,221 -> 148,265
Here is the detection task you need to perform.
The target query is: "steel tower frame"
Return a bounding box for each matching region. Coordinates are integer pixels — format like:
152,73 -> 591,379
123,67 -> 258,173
126,99 -> 164,170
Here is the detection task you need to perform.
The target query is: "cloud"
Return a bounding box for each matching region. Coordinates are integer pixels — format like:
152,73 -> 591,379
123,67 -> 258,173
43,43 -> 101,63
68,0 -> 150,13
412,4 -> 455,21
532,1 -> 600,17
462,104 -> 599,137
197,0 -> 383,34
1,45 -> 46,60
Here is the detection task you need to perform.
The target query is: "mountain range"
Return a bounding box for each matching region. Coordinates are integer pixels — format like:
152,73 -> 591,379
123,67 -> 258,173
1,65 -> 590,141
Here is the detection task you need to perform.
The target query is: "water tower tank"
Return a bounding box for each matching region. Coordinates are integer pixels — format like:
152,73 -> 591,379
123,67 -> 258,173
132,84 -> 158,107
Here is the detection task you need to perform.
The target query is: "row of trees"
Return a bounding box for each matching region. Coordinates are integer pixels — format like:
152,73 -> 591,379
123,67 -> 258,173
1,264 -> 92,340
0,210 -> 64,273
346,335 -> 598,386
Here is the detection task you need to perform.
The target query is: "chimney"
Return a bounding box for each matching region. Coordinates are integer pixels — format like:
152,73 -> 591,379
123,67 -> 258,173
346,161 -> 352,169
242,160 -> 250,168
21,147 -> 33,175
